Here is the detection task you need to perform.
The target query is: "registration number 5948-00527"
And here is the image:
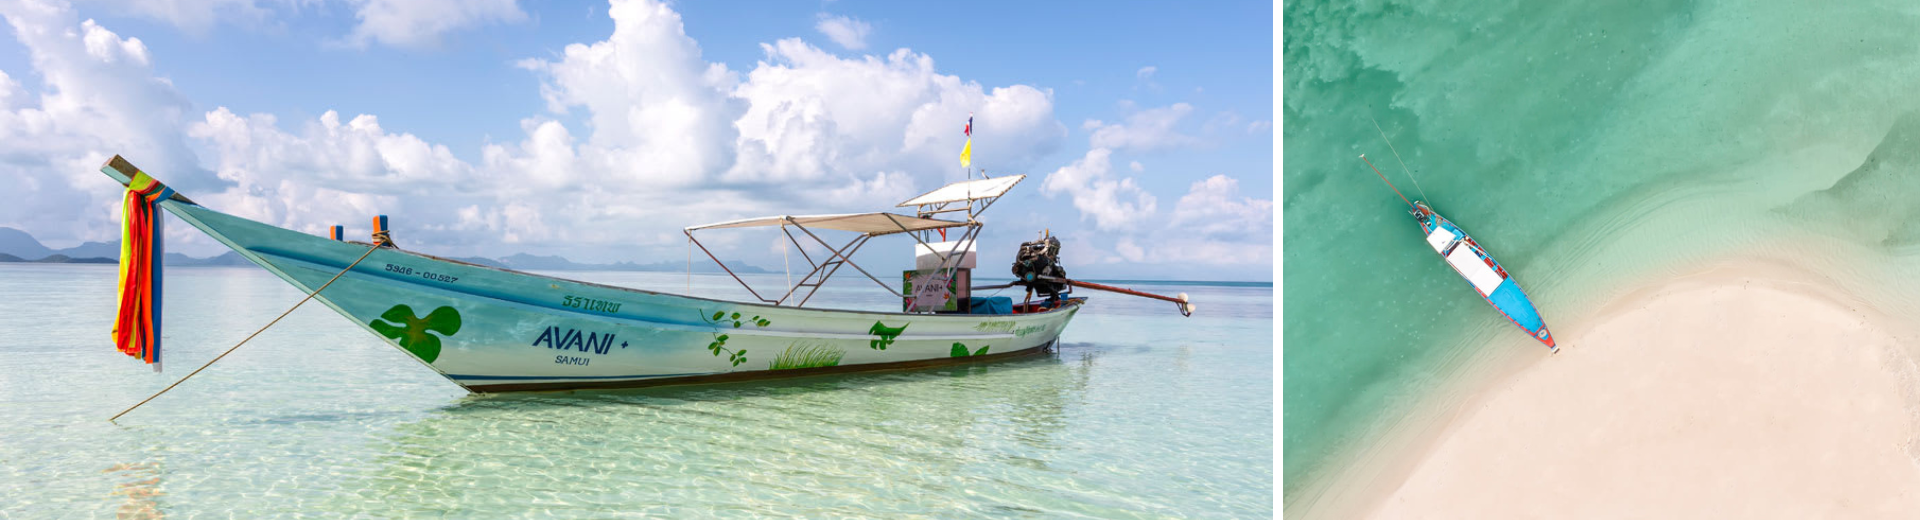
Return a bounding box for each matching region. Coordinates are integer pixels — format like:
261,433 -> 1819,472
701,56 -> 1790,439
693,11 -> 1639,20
562,295 -> 622,314
383,263 -> 459,283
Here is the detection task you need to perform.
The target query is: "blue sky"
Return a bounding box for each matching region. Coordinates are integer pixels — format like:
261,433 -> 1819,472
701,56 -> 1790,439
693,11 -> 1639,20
0,0 -> 1272,281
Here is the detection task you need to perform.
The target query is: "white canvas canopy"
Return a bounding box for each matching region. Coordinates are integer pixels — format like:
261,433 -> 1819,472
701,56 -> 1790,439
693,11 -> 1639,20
685,212 -> 968,236
897,175 -> 1025,207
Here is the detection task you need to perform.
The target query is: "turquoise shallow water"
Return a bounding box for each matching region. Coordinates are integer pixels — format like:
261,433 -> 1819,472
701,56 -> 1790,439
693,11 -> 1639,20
1286,0 -> 1920,508
0,264 -> 1270,517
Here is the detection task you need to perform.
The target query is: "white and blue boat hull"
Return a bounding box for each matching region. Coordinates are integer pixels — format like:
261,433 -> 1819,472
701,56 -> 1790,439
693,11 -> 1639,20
101,158 -> 1081,392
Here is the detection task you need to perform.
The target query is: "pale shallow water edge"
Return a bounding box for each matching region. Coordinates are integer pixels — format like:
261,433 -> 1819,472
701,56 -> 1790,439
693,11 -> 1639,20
0,266 -> 1272,517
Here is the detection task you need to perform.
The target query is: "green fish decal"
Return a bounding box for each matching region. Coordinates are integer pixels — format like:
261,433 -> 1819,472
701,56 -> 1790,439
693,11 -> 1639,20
869,321 -> 908,350
369,304 -> 461,363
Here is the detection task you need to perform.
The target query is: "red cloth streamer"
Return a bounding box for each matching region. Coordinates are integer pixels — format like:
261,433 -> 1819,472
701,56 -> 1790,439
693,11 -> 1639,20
113,172 -> 169,369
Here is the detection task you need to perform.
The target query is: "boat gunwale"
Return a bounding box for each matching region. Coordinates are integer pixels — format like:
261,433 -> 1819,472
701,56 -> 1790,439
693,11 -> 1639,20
462,339 -> 1058,393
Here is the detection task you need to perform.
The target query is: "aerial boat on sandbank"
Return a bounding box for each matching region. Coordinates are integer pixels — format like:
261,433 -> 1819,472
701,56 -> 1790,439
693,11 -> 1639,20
1360,154 -> 1557,352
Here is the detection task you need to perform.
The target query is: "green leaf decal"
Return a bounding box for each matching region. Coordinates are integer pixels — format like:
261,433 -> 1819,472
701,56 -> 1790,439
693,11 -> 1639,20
368,304 -> 462,363
700,308 -> 762,366
947,342 -> 991,357
422,306 -> 462,335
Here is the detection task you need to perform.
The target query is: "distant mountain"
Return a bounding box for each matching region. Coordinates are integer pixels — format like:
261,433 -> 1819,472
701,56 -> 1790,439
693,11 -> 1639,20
164,251 -> 251,266
0,227 -> 245,265
449,256 -> 504,268
492,253 -> 767,273
0,227 -> 120,262
32,254 -> 114,264
608,259 -> 767,274
495,253 -> 588,270
60,241 -> 121,259
0,228 -> 54,260
0,227 -> 766,272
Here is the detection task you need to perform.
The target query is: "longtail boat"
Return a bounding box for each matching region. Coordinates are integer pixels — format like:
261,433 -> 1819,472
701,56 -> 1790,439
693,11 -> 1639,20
98,156 -> 1124,392
1410,201 -> 1555,351
1362,155 -> 1556,352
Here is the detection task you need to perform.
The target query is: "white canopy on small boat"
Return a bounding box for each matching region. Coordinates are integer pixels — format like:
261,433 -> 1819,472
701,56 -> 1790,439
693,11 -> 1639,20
897,175 -> 1025,207
685,212 -> 969,236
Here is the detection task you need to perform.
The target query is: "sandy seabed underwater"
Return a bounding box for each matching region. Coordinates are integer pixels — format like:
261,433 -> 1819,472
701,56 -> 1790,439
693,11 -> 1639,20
0,268 -> 1272,517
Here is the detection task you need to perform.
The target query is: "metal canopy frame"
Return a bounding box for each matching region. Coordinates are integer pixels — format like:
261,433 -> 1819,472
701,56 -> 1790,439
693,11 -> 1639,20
686,215 -> 984,308
683,174 -> 1021,311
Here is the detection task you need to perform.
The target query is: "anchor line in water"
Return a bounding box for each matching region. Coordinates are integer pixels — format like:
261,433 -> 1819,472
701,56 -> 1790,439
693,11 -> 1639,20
109,237 -> 389,423
1368,113 -> 1431,203
1360,154 -> 1413,209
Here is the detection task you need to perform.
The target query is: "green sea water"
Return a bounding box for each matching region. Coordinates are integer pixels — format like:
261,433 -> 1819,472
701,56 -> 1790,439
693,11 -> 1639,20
0,265 -> 1271,517
1285,0 -> 1920,510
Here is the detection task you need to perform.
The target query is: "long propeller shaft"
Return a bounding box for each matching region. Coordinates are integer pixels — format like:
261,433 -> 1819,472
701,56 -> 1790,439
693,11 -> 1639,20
1040,276 -> 1193,316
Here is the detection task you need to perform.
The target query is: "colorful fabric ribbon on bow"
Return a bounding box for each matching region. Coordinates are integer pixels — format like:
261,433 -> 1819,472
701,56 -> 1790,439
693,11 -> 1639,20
114,171 -> 171,370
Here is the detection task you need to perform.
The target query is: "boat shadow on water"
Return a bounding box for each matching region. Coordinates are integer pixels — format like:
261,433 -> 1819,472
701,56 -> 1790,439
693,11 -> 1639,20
441,347 -> 1081,411
319,348 -> 1108,515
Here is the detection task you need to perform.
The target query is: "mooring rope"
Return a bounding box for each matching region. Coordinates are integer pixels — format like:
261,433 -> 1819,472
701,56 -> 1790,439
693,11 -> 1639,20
109,238 -> 388,422
1368,113 -> 1431,203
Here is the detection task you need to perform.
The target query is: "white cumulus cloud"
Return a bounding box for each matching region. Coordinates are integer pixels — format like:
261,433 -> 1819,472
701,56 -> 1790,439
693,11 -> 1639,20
0,0 -> 223,244
345,0 -> 526,49
728,38 -> 1064,187
0,0 -> 1073,265
1039,148 -> 1156,231
77,0 -> 275,33
1171,174 -> 1273,238
1086,102 -> 1198,152
813,13 -> 869,50
517,0 -> 741,188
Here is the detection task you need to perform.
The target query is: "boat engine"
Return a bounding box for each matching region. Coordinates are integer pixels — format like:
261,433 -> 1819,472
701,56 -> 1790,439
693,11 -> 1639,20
1011,235 -> 1068,298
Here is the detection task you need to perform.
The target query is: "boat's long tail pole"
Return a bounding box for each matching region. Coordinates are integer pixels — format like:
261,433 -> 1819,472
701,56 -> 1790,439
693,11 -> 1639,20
1360,154 -> 1413,209
109,238 -> 389,423
1040,276 -> 1194,316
